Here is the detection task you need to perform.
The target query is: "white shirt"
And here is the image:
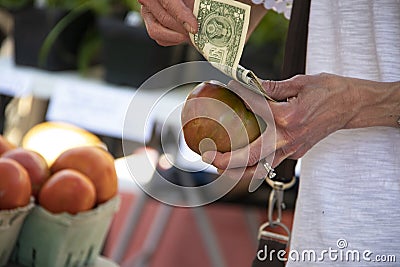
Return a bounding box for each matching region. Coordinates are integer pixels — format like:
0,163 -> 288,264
287,1 -> 400,266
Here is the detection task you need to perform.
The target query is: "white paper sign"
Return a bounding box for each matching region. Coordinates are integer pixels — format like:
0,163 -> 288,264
0,69 -> 32,97
46,80 -> 135,139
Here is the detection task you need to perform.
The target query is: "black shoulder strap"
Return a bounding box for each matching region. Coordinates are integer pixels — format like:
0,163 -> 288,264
282,0 -> 311,79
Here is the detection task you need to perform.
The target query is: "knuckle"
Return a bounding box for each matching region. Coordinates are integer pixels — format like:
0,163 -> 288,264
215,156 -> 229,170
261,80 -> 278,94
290,74 -> 307,87
159,0 -> 167,8
316,72 -> 335,86
147,31 -> 166,45
247,156 -> 258,167
157,12 -> 170,26
146,27 -> 157,40
160,0 -> 183,23
248,151 -> 261,167
317,72 -> 331,79
290,74 -> 303,83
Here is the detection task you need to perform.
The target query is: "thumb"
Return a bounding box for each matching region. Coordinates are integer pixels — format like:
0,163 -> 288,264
261,76 -> 302,101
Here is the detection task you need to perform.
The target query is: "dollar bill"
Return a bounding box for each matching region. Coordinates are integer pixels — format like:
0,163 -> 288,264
190,0 -> 276,101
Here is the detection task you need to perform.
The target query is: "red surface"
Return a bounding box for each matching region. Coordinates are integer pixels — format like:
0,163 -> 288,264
103,191 -> 294,267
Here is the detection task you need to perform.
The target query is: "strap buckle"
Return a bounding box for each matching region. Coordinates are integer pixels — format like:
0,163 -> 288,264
258,170 -> 296,244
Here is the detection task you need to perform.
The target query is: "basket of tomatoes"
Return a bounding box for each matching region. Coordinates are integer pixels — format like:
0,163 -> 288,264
0,134 -> 120,267
0,136 -> 36,267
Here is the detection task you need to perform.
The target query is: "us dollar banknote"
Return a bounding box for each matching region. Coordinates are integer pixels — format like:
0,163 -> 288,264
190,0 -> 276,101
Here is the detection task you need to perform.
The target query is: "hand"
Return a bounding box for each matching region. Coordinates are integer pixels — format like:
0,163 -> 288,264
139,0 -> 198,46
202,73 -> 399,180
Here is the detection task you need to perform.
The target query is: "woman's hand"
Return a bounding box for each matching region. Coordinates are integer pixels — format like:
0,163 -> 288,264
138,0 -> 267,46
139,0 -> 197,46
202,73 -> 400,180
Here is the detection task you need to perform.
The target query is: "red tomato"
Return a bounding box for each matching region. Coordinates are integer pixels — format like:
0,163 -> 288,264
181,81 -> 263,154
2,148 -> 50,198
0,158 -> 31,210
50,146 -> 118,204
38,169 -> 96,214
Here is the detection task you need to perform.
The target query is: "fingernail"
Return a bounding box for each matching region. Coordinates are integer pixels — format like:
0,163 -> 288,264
183,22 -> 195,34
217,169 -> 224,175
202,151 -> 215,164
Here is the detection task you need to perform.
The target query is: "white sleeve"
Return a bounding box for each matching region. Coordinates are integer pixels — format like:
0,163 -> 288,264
251,0 -> 292,19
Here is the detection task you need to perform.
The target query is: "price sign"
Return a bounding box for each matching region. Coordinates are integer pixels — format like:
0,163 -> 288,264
46,80 -> 135,139
0,69 -> 32,97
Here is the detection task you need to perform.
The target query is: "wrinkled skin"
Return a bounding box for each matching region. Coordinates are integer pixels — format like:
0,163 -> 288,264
139,0 -> 196,46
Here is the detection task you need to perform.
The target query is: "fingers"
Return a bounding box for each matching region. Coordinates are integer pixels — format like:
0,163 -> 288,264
141,6 -> 189,46
261,76 -> 304,101
139,0 -> 198,34
159,0 -> 198,33
142,1 -> 188,35
202,126 -> 277,170
217,159 -> 272,182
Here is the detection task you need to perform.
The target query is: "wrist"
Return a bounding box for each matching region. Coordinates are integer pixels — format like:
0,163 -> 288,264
344,79 -> 400,129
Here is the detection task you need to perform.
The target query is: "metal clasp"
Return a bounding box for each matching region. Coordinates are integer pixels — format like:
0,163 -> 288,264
258,175 -> 296,243
265,178 -> 296,225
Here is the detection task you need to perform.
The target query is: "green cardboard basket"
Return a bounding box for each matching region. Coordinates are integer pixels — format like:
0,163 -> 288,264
0,200 -> 34,267
12,196 -> 120,267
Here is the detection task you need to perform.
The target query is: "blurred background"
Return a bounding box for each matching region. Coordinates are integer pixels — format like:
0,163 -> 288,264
0,1 -> 296,267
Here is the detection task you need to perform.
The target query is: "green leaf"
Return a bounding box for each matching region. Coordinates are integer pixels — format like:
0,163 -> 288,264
0,0 -> 31,9
38,6 -> 87,67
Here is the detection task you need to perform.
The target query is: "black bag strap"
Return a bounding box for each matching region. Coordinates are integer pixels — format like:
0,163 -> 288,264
282,0 -> 311,80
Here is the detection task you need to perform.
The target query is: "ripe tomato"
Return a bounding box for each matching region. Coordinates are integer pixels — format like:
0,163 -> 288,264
2,148 -> 50,198
38,169 -> 96,214
181,81 -> 263,154
51,146 -> 118,204
0,158 -> 31,210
